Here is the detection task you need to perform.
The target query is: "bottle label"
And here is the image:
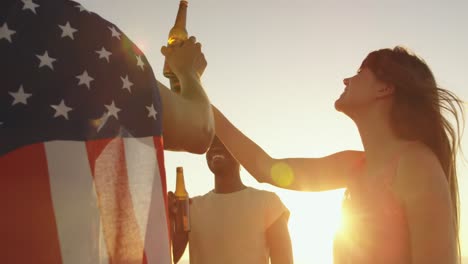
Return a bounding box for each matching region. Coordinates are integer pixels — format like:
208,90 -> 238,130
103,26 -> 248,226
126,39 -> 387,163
182,215 -> 189,231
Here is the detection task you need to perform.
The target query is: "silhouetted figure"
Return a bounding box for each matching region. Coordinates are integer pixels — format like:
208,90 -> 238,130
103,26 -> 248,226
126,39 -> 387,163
213,47 -> 463,264
169,136 -> 293,264
0,0 -> 214,263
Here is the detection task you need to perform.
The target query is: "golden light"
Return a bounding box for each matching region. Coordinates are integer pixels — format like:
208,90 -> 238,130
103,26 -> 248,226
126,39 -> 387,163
270,162 -> 294,187
177,186 -> 348,264
135,39 -> 148,52
168,37 -> 177,45
278,189 -> 346,264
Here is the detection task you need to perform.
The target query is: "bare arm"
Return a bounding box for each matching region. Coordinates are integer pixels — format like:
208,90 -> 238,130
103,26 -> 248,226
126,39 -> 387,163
395,145 -> 458,264
158,79 -> 213,154
266,212 -> 293,264
213,106 -> 363,191
160,37 -> 214,154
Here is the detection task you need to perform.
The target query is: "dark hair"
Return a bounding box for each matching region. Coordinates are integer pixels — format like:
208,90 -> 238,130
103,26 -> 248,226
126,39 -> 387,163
361,46 -> 464,260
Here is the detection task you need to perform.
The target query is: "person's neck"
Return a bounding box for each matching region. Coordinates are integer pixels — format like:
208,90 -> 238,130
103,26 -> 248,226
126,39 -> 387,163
213,170 -> 246,194
354,107 -> 405,175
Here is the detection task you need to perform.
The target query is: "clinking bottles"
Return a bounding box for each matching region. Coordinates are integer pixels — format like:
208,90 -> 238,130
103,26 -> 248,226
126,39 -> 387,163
163,0 -> 189,94
174,166 -> 190,233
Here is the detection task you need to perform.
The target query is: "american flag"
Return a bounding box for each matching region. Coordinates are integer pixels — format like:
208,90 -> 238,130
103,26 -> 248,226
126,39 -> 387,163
0,0 -> 171,263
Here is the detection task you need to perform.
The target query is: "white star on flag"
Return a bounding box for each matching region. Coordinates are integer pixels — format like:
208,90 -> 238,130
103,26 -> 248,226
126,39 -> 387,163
136,55 -> 145,70
36,51 -> 57,70
105,101 -> 121,119
9,85 -> 32,106
121,75 -> 134,92
2,2 -> 169,262
96,47 -> 112,62
95,112 -> 109,132
58,22 -> 78,40
146,104 -> 157,120
0,23 -> 16,43
108,26 -> 121,40
76,70 -> 94,89
51,99 -> 73,120
21,0 -> 40,14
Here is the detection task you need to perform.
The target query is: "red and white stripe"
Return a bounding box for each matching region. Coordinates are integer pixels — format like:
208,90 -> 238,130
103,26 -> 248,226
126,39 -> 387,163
0,137 -> 170,264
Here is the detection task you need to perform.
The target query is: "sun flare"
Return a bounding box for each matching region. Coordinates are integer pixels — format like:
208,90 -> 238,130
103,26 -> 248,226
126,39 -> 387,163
278,189 -> 346,264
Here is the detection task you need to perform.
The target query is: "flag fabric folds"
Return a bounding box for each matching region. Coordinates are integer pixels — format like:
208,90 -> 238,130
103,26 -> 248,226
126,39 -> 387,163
0,0 -> 170,263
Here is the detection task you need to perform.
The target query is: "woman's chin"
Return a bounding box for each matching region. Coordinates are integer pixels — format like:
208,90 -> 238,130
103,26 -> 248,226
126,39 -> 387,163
334,98 -> 345,112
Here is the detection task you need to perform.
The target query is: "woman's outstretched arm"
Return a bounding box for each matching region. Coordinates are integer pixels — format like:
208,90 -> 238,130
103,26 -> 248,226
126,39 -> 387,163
213,106 -> 364,191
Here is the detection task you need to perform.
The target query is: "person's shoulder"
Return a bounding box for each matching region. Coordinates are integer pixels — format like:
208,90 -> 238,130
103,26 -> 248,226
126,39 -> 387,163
394,141 -> 448,201
246,187 -> 285,206
190,190 -> 214,204
246,187 -> 277,197
397,141 -> 444,179
247,188 -> 290,224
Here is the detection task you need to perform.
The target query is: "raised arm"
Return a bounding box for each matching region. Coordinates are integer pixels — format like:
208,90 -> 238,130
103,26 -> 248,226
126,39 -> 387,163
159,37 -> 214,154
213,106 -> 364,191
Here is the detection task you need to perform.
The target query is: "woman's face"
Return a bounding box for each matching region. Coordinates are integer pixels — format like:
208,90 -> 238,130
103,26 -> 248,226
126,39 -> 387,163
334,67 -> 389,116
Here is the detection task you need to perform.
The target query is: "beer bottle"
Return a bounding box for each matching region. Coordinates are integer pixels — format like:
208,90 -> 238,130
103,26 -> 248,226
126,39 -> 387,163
174,166 -> 190,233
163,0 -> 189,94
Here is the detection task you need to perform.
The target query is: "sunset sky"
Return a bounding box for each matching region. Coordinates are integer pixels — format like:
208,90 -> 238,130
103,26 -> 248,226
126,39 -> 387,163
79,0 -> 468,262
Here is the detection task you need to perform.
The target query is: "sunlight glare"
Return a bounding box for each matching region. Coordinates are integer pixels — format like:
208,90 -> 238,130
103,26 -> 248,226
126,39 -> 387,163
271,162 -> 294,187
135,39 -> 148,52
278,189 -> 345,264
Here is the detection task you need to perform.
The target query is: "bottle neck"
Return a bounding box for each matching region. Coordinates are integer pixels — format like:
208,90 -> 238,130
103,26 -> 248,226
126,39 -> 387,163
175,173 -> 188,197
173,0 -> 188,28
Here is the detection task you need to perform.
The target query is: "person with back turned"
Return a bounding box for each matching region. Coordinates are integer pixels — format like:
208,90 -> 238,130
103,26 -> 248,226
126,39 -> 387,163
0,0 -> 214,263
